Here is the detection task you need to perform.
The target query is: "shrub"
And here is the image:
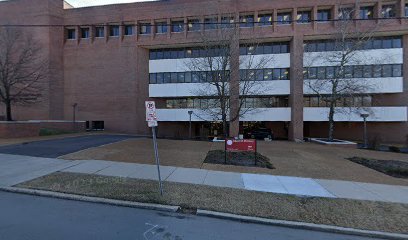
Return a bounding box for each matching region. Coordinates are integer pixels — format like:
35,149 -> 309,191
368,135 -> 382,150
389,146 -> 401,153
39,128 -> 72,136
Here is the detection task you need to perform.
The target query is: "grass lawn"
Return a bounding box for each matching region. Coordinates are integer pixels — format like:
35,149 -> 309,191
60,139 -> 408,186
17,172 -> 408,234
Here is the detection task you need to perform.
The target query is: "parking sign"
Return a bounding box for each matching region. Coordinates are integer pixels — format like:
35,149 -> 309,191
145,101 -> 158,127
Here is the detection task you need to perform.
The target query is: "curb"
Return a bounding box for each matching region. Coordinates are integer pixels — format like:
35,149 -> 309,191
197,210 -> 408,240
0,187 -> 180,213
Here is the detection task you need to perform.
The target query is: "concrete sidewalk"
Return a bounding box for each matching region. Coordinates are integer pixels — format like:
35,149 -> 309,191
1,153 -> 408,204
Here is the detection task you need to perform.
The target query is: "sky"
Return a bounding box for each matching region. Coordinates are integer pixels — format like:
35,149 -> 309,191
65,0 -> 156,7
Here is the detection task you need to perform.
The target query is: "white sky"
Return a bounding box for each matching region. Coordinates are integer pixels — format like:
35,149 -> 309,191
65,0 -> 157,7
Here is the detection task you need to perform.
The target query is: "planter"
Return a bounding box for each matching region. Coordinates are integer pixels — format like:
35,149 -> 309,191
310,138 -> 357,148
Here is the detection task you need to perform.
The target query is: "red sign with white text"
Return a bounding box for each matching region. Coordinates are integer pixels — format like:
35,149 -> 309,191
225,139 -> 256,152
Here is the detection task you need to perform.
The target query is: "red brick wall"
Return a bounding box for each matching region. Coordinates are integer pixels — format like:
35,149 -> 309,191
0,121 -> 86,138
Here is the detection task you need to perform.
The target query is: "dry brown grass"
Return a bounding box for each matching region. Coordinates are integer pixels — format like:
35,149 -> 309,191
61,139 -> 408,185
18,172 -> 408,234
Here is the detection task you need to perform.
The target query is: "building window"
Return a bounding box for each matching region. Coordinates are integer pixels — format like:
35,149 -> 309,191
392,64 -> 402,77
221,16 -> 235,28
171,20 -> 184,32
240,14 -> 254,28
304,96 -> 372,107
277,12 -> 292,24
381,4 -> 396,18
360,6 -> 374,19
405,4 -> 408,17
304,37 -> 402,52
156,22 -> 168,34
338,7 -> 353,20
139,23 -> 151,35
297,11 -> 311,23
150,68 -> 289,84
81,28 -> 89,39
95,27 -> 104,38
304,64 -> 403,79
124,25 -> 134,36
240,42 -> 290,55
109,25 -> 119,37
67,29 -> 75,40
317,9 -> 331,21
258,14 -> 272,26
204,16 -> 218,30
188,19 -> 201,32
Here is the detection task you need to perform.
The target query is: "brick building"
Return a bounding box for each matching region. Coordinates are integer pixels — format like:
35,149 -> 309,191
0,0 -> 407,143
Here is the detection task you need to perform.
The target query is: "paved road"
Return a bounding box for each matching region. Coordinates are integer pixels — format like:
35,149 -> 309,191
0,135 -> 135,158
0,191 -> 380,240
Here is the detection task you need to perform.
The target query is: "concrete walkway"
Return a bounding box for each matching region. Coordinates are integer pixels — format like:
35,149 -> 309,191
1,153 -> 408,204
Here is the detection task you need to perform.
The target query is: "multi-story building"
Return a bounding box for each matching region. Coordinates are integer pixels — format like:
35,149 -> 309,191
0,0 -> 407,143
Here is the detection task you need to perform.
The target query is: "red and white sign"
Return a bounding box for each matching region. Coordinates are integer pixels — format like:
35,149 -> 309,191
225,139 -> 256,152
145,101 -> 157,121
145,101 -> 158,127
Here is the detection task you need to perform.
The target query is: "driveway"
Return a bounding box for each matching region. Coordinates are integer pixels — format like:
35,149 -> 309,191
0,135 -> 136,158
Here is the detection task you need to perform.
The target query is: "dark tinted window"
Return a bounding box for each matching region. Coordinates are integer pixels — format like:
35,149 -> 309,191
258,14 -> 272,26
124,25 -> 134,36
67,29 -> 75,39
81,28 -> 89,39
109,26 -> 119,36
297,11 -> 311,23
139,23 -> 151,34
171,21 -> 184,32
360,6 -> 374,19
240,15 -> 254,28
317,10 -> 331,21
277,12 -> 292,24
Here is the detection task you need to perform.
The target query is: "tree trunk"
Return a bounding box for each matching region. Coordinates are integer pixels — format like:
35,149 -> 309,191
328,104 -> 335,142
222,114 -> 228,139
5,99 -> 12,121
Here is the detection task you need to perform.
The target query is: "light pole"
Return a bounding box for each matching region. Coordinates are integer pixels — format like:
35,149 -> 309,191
72,103 -> 78,130
360,112 -> 369,148
188,110 -> 193,139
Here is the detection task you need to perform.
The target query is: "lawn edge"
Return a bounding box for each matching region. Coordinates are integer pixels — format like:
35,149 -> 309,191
0,186 -> 180,213
197,210 -> 408,240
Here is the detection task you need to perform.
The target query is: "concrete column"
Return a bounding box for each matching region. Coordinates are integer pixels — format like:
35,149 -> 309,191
403,35 -> 408,104
289,35 -> 304,142
312,5 -> 318,31
229,33 -> 240,138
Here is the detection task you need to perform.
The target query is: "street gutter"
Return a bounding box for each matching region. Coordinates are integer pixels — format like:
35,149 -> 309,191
0,186 -> 179,212
197,210 -> 408,240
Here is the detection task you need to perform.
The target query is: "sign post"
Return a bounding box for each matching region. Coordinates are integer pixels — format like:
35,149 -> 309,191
145,101 -> 163,196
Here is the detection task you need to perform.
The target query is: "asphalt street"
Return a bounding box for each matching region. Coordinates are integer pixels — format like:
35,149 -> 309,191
0,191 -> 381,240
0,135 -> 135,158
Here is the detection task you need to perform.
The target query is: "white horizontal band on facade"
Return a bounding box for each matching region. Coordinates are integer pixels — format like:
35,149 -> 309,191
304,77 -> 404,94
149,81 -> 291,97
156,107 -> 407,122
149,54 -> 291,73
304,107 -> 408,122
156,108 -> 292,122
303,48 -> 403,67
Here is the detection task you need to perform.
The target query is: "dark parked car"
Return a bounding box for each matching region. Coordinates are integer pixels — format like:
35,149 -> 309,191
247,128 -> 274,140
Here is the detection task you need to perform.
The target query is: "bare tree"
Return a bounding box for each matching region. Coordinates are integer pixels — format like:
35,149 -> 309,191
184,19 -> 274,138
303,7 -> 384,142
0,27 -> 47,121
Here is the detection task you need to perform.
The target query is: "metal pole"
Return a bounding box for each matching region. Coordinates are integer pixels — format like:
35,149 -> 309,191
72,104 -> 77,131
189,114 -> 192,139
152,126 -> 163,196
363,117 -> 368,148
